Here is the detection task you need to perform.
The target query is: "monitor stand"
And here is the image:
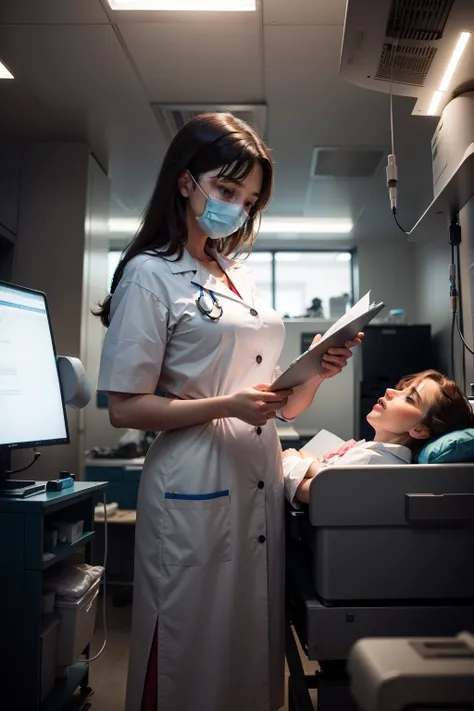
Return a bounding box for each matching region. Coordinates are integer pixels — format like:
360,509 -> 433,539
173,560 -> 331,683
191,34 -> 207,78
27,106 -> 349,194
0,479 -> 47,498
0,447 -> 46,498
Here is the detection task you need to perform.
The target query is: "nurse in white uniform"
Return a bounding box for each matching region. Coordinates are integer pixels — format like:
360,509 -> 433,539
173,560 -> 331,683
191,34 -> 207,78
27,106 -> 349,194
96,112 -> 361,711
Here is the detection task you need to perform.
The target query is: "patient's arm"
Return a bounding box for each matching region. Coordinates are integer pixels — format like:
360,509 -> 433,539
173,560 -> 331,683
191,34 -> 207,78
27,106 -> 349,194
294,446 -> 392,503
282,448 -> 322,464
298,448 -> 318,461
295,460 -> 323,503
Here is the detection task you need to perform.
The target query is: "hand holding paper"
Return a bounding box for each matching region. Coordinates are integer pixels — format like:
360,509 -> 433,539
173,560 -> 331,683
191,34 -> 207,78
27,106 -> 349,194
270,292 -> 384,392
312,331 -> 364,381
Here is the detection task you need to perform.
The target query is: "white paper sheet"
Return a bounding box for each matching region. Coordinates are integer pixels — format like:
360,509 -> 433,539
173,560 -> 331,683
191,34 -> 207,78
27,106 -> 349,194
270,291 -> 384,392
318,291 -> 372,341
303,429 -> 344,458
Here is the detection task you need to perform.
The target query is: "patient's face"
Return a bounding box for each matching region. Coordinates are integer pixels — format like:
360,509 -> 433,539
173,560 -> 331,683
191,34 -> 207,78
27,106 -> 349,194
367,376 -> 440,439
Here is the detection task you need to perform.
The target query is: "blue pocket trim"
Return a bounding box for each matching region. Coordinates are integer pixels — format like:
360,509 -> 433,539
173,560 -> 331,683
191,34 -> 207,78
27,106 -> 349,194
165,490 -> 230,501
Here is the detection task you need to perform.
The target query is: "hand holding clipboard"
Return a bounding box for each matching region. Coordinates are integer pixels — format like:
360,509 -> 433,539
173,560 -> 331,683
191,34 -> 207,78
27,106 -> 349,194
270,292 -> 384,392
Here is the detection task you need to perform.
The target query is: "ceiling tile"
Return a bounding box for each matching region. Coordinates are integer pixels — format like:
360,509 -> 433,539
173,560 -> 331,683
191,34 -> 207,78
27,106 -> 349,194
0,0 -> 108,24
263,0 -> 346,26
0,23 -> 165,217
118,19 -> 263,103
0,82 -> 69,139
0,5 -> 441,244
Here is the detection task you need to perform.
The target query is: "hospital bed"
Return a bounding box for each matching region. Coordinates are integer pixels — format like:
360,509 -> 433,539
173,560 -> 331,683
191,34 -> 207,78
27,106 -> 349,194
285,461 -> 474,711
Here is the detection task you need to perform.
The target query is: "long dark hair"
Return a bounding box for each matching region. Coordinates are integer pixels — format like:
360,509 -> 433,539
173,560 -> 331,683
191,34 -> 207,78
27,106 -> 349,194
396,370 -> 474,459
95,112 -> 274,327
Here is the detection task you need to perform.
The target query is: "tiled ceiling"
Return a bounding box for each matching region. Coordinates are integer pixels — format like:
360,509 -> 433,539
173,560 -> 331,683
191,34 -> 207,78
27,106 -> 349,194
0,0 -> 442,246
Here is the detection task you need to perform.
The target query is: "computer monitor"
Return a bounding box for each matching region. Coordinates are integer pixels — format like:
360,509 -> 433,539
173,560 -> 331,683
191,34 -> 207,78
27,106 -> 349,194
0,281 -> 69,489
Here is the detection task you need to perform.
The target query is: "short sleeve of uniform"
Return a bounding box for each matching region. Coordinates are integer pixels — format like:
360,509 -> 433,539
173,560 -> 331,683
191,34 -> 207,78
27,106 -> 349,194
97,281 -> 169,394
272,365 -> 296,423
283,455 -> 317,505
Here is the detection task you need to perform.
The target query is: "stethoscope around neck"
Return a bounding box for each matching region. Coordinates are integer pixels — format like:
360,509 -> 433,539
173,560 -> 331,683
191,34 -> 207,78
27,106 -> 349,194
191,281 -> 224,322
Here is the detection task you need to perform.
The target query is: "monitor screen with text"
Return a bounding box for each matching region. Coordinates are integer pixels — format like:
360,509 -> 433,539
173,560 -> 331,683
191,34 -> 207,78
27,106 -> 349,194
0,283 -> 69,448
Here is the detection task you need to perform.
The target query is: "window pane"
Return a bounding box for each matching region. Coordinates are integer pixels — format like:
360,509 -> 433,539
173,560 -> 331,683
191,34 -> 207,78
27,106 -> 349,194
239,251 -> 273,308
275,252 -> 352,319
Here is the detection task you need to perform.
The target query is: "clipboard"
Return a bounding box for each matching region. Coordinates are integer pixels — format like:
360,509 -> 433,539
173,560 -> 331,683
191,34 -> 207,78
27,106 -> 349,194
270,294 -> 385,392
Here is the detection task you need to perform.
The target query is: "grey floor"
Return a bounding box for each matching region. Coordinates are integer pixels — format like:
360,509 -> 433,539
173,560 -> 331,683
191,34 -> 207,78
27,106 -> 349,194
67,590 -> 318,711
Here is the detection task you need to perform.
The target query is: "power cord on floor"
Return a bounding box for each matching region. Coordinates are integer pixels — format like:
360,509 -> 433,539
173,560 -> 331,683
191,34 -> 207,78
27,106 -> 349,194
83,491 -> 108,663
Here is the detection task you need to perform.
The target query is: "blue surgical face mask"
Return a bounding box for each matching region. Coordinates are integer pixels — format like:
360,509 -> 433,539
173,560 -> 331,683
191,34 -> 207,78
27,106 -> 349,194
188,172 -> 248,240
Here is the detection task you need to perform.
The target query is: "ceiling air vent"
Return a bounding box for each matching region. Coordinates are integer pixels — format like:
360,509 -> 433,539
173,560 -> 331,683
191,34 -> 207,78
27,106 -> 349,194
376,42 -> 437,86
310,147 -> 385,179
386,0 -> 455,42
151,104 -> 268,142
374,0 -> 455,87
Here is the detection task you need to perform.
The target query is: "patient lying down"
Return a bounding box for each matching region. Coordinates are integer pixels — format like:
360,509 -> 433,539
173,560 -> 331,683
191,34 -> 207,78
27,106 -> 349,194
283,369 -> 474,505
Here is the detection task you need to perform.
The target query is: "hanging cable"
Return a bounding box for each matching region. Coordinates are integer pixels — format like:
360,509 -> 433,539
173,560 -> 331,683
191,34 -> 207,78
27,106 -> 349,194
392,208 -> 409,235
6,448 -> 41,475
451,312 -> 456,381
386,38 -> 398,215
84,491 -> 108,663
456,315 -> 474,356
385,32 -> 411,235
448,223 -> 474,382
455,242 -> 467,390
389,37 -> 396,157
449,237 -> 459,384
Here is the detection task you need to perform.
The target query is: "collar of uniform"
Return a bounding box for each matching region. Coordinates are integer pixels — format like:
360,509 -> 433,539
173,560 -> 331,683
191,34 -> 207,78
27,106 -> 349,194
164,247 -> 254,307
209,250 -> 254,306
164,250 -> 198,275
163,246 -> 241,273
365,440 -> 413,463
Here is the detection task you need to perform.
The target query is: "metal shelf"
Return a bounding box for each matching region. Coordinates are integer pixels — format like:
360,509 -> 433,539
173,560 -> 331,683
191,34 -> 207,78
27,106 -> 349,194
42,531 -> 95,570
408,143 -> 474,238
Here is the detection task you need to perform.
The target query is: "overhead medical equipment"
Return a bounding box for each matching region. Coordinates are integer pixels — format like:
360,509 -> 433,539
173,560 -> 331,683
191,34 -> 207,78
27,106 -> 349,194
341,0 -> 473,228
340,0 -> 474,388
192,282 -> 224,321
341,0 -> 473,119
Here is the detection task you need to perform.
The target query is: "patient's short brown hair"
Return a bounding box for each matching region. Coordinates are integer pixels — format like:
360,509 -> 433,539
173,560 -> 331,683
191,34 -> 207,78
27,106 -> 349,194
396,370 -> 474,458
